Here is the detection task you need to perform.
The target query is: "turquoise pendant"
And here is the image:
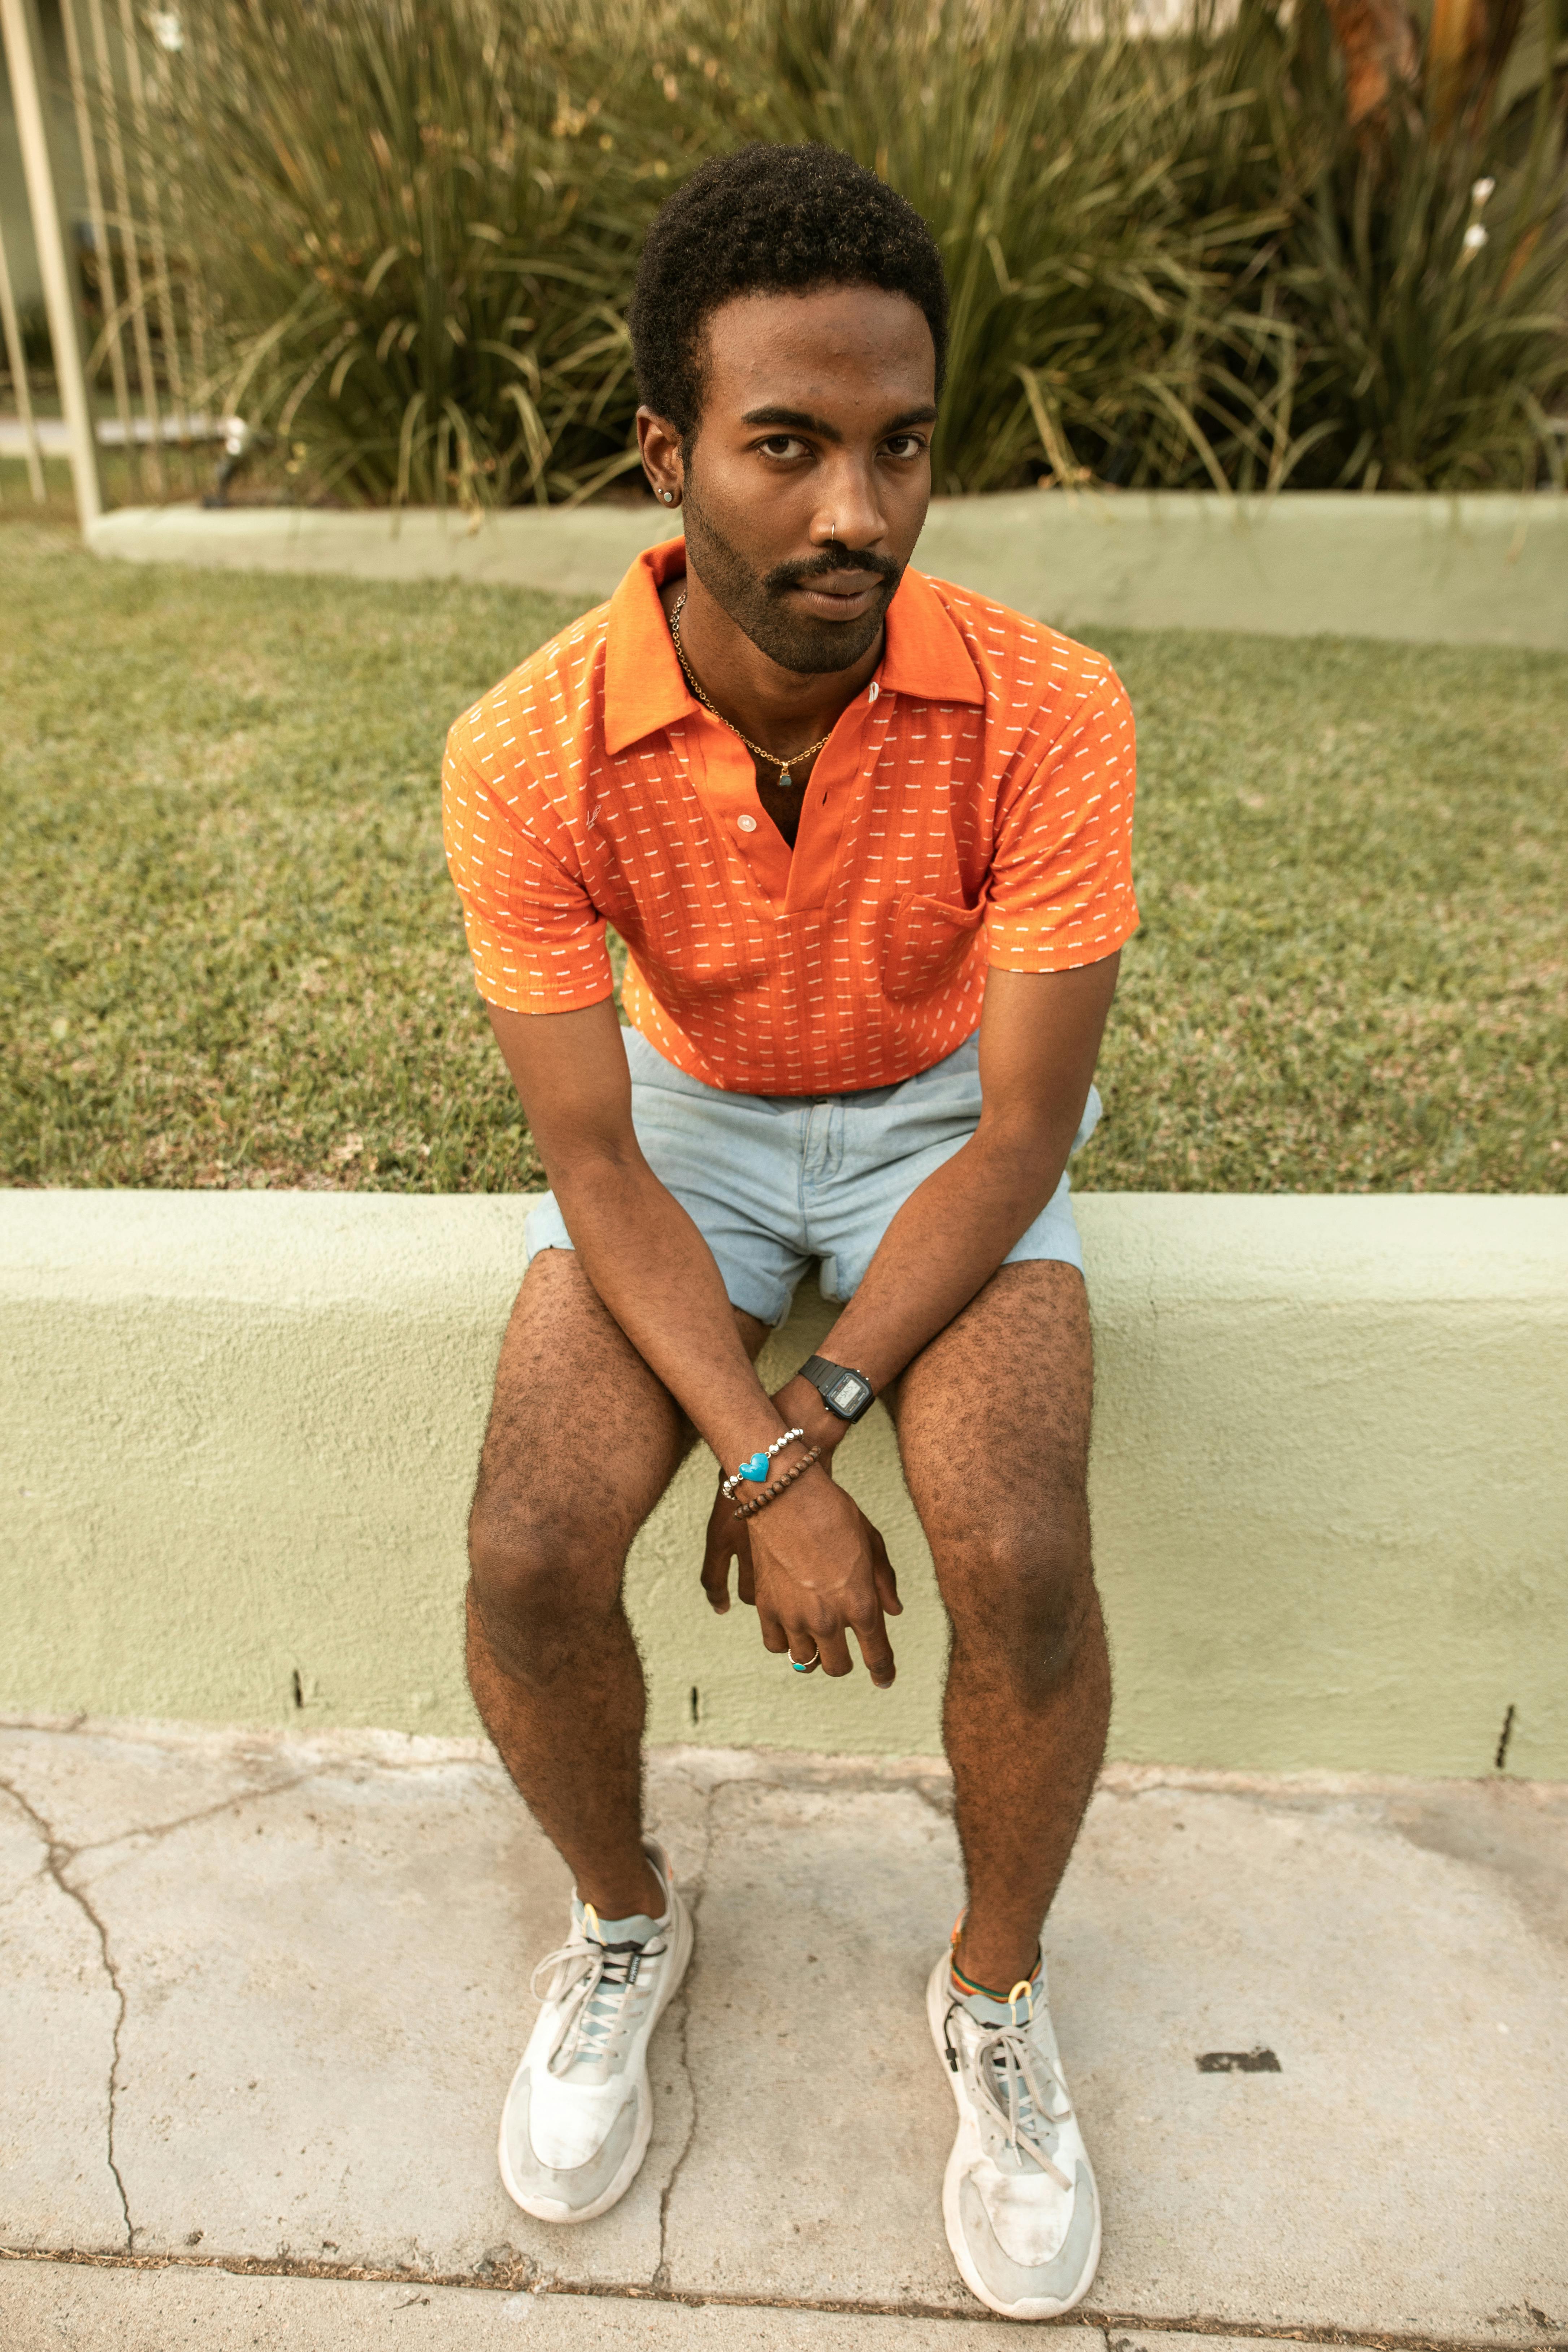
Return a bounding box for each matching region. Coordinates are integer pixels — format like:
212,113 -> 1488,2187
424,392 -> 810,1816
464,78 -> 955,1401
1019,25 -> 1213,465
738,1451 -> 771,1484
777,768 -> 791,790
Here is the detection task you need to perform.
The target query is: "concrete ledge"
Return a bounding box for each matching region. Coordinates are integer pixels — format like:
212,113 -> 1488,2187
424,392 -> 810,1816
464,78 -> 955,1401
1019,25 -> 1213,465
4,1190 -> 1564,1774
86,489 -> 1568,648
6,1185 -> 1561,1769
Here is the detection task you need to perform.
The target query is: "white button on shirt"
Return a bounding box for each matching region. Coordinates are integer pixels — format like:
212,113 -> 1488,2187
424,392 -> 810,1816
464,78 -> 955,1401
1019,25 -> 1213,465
737,814 -> 757,832
867,681 -> 880,702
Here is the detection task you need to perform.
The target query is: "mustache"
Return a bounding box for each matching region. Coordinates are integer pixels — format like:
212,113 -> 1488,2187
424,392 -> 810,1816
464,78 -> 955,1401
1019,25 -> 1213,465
762,546 -> 902,596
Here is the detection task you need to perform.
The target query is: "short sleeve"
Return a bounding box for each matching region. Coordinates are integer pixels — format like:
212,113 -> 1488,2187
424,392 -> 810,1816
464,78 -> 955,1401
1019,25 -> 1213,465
442,733 -> 614,1014
984,671 -> 1138,972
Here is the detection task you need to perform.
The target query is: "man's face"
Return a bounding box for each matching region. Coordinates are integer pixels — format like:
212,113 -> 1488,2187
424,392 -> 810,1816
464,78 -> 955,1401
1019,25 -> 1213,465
660,285 -> 936,677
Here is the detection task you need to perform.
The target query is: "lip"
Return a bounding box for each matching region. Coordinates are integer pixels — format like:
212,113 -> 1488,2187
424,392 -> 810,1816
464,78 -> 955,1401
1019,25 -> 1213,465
788,573 -> 885,620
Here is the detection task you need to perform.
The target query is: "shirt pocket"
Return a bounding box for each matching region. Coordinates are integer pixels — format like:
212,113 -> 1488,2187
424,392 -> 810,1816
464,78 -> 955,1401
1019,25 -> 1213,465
879,893 -> 986,1003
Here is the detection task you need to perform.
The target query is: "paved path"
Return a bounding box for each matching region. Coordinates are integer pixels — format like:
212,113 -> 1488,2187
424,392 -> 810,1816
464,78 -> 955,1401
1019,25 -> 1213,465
1,1722 -> 1563,2347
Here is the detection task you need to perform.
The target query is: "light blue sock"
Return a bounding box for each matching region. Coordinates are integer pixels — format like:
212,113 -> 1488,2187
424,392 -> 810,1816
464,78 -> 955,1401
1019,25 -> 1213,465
575,1889 -> 668,1948
950,1949 -> 1042,2028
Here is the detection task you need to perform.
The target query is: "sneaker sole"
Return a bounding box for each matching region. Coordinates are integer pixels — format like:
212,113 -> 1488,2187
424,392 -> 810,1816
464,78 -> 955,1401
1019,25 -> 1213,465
925,1953 -> 1102,2321
498,1887 -> 694,2227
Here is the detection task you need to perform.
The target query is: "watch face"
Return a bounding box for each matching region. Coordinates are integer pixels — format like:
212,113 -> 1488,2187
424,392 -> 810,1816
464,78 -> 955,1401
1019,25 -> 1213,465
830,1374 -> 868,1414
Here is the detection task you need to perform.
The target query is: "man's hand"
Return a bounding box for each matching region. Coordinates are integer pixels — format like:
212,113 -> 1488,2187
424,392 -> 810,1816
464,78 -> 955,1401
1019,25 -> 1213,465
700,1467 -> 902,1685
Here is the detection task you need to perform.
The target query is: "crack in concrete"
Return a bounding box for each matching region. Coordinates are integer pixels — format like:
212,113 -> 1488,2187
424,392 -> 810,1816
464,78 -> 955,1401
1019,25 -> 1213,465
0,1777 -> 134,2252
63,1769 -> 327,1860
638,1756 -> 963,2297
0,1874 -> 42,1918
907,1771 -> 959,1824
1,2249 -> 1561,2351
0,1747 -> 333,2263
650,1771 -> 727,2297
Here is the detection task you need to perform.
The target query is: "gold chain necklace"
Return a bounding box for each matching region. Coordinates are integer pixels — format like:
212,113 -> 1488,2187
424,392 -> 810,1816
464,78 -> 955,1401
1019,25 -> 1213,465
668,591 -> 832,790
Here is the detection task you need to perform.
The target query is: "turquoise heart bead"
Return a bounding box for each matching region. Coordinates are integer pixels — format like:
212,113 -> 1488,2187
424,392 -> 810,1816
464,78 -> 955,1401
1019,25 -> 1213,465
739,1451 -> 770,1484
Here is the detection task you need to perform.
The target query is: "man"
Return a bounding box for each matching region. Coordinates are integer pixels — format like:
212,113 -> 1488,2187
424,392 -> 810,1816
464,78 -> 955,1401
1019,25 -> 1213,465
442,143 -> 1137,2322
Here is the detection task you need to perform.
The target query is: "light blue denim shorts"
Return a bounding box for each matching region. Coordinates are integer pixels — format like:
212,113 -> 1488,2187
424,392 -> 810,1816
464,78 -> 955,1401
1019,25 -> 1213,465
523,1025 -> 1100,1328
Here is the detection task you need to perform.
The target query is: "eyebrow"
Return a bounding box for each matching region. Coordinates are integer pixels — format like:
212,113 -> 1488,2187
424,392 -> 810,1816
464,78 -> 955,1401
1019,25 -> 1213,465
740,403 -> 939,443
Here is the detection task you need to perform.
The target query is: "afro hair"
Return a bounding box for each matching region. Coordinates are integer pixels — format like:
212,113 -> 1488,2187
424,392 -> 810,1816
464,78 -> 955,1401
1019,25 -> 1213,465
628,143 -> 948,441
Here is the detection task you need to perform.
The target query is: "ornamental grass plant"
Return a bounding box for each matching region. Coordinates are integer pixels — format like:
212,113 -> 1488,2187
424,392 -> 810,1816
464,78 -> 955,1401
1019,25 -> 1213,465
160,0 -> 690,507
1274,0 -> 1568,490
129,0 -> 1567,504
678,0 -> 1305,494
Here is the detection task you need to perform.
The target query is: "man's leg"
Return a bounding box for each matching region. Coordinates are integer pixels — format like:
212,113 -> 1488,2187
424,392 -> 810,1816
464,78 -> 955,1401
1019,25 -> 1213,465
466,1246 -> 769,1920
887,1260 -> 1109,1992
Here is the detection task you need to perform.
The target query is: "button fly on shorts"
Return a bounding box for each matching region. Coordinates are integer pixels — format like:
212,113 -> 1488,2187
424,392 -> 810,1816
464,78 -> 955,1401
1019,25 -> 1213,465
801,1097 -> 843,1184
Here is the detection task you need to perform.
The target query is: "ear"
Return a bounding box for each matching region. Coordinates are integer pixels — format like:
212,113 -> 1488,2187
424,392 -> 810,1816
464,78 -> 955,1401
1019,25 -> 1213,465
636,408 -> 684,508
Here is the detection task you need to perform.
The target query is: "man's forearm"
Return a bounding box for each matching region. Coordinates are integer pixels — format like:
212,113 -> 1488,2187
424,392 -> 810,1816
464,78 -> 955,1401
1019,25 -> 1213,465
777,959 -> 1120,1437
554,1155 -> 789,1471
779,1113 -> 1077,1435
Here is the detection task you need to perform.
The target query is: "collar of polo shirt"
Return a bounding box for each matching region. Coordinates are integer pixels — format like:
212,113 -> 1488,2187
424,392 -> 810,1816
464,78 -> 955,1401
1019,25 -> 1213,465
602,538 -> 984,760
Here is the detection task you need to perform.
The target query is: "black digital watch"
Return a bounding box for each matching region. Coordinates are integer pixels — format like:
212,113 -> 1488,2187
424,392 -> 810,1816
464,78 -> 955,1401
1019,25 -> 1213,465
799,1354 -> 876,1424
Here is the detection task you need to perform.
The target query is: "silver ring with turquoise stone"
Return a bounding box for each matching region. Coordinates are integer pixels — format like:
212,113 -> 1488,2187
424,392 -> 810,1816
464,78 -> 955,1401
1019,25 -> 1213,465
791,1649 -> 821,1673
721,1427 -> 805,1501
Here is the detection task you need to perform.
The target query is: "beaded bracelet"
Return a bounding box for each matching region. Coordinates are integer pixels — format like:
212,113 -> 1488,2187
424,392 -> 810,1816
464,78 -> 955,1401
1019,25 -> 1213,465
720,1427 -> 806,1501
733,1445 -> 821,1523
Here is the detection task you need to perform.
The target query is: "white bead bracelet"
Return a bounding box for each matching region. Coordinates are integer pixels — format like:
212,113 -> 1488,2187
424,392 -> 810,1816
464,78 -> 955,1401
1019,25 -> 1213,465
720,1427 -> 806,1500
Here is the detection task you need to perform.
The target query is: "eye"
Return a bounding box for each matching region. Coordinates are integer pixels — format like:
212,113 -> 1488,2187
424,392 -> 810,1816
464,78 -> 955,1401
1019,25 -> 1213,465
756,435 -> 808,460
882,433 -> 928,460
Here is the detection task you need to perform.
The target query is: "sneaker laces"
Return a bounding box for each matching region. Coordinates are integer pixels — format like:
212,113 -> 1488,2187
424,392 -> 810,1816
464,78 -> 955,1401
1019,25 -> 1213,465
531,1925 -> 663,2076
944,1989 -> 1074,2190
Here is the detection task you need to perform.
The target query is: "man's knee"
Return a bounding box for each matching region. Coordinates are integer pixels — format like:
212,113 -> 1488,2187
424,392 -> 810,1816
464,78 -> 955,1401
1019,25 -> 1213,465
939,1499 -> 1098,1694
467,1485 -> 630,1670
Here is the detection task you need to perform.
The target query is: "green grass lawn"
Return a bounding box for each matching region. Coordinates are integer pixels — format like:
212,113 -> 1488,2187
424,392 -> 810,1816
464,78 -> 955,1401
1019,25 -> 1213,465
2,521 -> 1563,1193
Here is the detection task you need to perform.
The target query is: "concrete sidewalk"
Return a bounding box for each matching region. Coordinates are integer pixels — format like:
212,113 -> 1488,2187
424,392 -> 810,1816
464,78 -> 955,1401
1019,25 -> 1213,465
1,1722 -> 1564,2349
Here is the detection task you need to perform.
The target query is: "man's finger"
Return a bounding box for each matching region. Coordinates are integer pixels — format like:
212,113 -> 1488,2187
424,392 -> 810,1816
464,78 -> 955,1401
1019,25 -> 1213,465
852,1610 -> 897,1689
758,1611 -> 790,1656
815,1627 -> 855,1679
869,1526 -> 902,1617
700,1533 -> 733,1614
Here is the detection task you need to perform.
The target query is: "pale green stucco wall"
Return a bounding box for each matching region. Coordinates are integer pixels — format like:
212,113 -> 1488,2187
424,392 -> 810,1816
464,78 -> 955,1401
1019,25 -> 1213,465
86,490 -> 1568,652
3,1190 -> 1563,1776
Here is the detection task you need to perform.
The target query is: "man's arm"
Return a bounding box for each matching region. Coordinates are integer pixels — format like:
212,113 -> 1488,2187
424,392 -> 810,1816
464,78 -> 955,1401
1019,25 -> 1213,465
488,997 -> 785,1467
769,955 -> 1121,1452
487,997 -> 899,1683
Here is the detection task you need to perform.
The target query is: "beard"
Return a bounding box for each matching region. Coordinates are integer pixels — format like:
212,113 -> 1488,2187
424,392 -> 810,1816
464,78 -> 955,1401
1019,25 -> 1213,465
680,470 -> 903,677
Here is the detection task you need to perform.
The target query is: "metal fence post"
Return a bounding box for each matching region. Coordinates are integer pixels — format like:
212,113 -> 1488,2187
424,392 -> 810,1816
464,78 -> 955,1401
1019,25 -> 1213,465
1,0 -> 102,528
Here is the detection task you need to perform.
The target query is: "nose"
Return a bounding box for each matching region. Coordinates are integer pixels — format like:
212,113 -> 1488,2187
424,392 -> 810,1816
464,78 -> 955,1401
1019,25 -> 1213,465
812,452 -> 889,555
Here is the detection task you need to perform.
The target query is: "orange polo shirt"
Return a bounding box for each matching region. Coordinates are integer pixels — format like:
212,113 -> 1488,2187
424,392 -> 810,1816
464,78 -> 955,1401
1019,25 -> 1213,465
443,538 -> 1137,1096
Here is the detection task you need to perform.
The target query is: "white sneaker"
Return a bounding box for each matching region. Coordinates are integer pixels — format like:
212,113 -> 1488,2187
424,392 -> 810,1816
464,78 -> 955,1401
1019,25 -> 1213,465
498,1839 -> 692,2224
927,1951 -> 1102,2318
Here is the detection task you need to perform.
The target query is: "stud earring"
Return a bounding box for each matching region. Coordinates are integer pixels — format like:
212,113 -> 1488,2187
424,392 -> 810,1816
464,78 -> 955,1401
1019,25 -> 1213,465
661,490 -> 676,505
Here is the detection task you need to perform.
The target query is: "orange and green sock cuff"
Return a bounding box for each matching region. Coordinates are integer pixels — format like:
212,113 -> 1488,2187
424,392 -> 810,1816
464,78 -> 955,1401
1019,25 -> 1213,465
949,1950 -> 1043,2004
948,1914 -> 1043,2008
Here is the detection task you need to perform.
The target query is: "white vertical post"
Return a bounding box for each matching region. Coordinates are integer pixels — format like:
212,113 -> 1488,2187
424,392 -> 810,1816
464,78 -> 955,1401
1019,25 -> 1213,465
0,0 -> 102,529
59,0 -> 136,474
0,211 -> 46,499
